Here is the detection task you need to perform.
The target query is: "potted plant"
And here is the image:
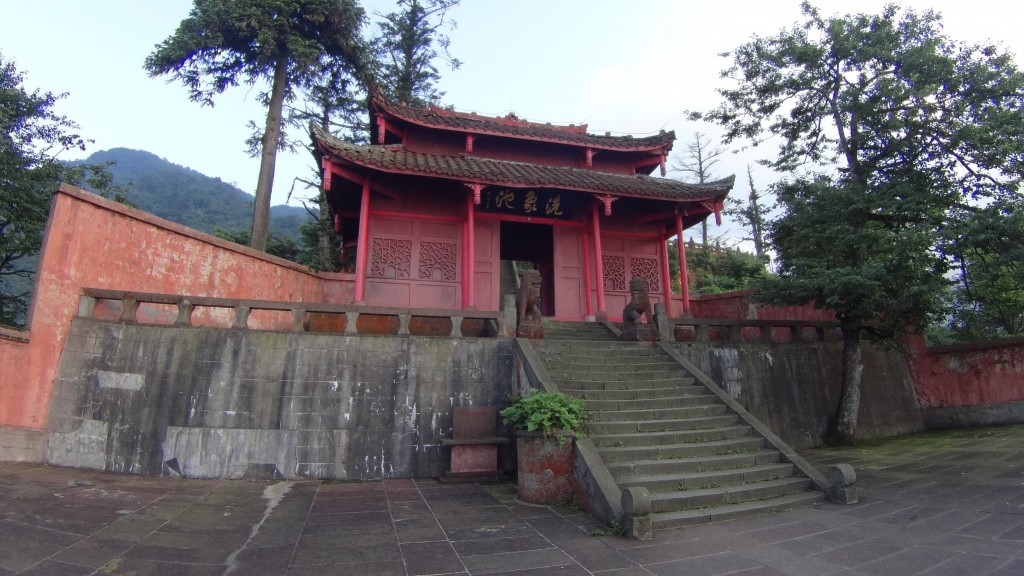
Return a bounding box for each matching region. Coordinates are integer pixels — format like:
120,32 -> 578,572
501,390 -> 587,504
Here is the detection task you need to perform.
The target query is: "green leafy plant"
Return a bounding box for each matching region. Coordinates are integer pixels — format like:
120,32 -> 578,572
500,391 -> 588,440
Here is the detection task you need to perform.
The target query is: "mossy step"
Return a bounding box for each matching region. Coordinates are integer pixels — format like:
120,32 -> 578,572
560,386 -> 709,401
583,395 -> 722,412
553,377 -> 696,391
605,449 -> 782,476
596,436 -> 765,462
650,492 -> 825,530
616,463 -> 797,493
590,404 -> 729,422
649,476 -> 812,513
590,425 -> 751,448
586,415 -> 740,434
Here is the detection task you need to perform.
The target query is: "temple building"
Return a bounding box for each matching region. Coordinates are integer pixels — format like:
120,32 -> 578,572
312,95 -> 734,320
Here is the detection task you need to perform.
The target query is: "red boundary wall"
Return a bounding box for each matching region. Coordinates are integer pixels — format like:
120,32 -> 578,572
905,335 -> 1024,409
0,185 -> 354,429
686,290 -> 1024,416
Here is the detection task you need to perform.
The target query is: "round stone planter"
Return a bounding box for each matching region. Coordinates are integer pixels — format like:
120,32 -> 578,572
514,430 -> 575,505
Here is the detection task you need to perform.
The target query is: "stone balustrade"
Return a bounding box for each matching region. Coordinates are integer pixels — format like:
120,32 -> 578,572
79,288 -> 509,338
669,317 -> 841,344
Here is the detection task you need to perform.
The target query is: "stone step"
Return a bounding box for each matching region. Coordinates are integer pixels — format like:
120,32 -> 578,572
544,330 -> 614,338
597,436 -> 765,462
582,394 -> 722,412
651,492 -> 826,530
545,361 -> 684,374
649,476 -> 813,514
590,425 -> 751,448
537,341 -> 659,352
591,404 -> 730,422
616,463 -> 797,493
605,449 -> 783,477
539,354 -> 681,368
554,377 -> 696,391
549,370 -> 689,383
560,386 -> 709,401
587,415 -> 740,435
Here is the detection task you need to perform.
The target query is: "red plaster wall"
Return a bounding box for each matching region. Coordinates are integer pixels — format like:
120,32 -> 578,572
0,185 -> 353,429
688,290 -> 835,322
905,334 -> 1024,409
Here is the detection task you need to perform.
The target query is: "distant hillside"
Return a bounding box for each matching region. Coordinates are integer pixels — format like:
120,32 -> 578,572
75,148 -> 312,241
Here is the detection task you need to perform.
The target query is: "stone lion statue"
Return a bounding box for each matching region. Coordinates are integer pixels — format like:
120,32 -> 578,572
517,269 -> 543,326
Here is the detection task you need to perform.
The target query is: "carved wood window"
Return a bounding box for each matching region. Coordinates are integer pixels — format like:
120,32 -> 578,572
370,238 -> 412,279
603,255 -> 626,291
418,242 -> 457,281
630,257 -> 660,292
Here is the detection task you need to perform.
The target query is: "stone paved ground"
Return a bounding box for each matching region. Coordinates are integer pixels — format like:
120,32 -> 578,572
2,424 -> 1023,575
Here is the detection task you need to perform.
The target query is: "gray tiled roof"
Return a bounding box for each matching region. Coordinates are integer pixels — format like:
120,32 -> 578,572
314,125 -> 733,202
371,96 -> 677,152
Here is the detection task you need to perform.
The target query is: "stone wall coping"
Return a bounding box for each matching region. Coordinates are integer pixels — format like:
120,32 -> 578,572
81,288 -> 502,320
79,287 -> 504,338
670,317 -> 840,328
0,325 -> 29,343
926,335 -> 1024,355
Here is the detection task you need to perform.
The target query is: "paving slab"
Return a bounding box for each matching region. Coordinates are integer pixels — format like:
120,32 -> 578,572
1,424 -> 1024,575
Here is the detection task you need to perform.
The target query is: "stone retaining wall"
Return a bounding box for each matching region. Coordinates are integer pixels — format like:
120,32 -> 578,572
43,318 -> 514,479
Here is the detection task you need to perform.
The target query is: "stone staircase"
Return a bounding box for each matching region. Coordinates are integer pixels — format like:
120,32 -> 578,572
537,320 -> 824,529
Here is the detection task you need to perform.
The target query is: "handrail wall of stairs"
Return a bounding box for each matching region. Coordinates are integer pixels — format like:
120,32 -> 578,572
654,341 -> 830,493
601,319 -> 830,494
513,337 -> 624,524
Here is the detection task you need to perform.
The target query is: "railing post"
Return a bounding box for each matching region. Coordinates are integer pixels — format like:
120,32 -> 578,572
233,305 -> 251,329
120,297 -> 138,323
729,323 -> 742,342
175,300 -> 195,326
789,325 -> 801,343
695,324 -> 709,342
450,316 -> 463,338
814,326 -> 826,342
77,295 -> 97,319
760,323 -> 773,343
291,308 -> 305,332
345,311 -> 360,335
398,313 -> 411,335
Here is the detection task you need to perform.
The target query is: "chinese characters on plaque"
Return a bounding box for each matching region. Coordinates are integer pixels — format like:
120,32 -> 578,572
481,188 -> 572,220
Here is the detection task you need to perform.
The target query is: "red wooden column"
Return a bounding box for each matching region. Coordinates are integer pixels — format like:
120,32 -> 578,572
675,213 -> 691,317
659,225 -> 673,310
591,202 -> 606,319
354,179 -> 372,304
581,228 -> 594,320
464,191 -> 476,309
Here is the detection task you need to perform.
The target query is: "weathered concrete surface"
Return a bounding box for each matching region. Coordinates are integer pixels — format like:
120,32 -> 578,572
669,341 -> 924,448
3,425 -> 1024,575
44,318 -> 513,479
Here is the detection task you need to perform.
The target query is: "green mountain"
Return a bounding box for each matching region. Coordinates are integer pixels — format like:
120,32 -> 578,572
76,148 -> 313,241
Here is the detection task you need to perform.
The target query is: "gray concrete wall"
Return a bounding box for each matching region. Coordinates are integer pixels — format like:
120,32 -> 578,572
45,319 -> 514,479
669,341 -> 925,449
35,319 -> 926,479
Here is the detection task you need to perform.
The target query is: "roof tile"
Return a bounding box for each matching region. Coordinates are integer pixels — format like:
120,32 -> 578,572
313,126 -> 733,202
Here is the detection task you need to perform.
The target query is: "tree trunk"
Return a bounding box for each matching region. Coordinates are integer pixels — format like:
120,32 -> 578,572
315,189 -> 334,271
828,324 -> 863,445
249,53 -> 289,251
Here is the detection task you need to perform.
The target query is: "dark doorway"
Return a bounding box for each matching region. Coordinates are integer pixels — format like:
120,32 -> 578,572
500,221 -> 554,316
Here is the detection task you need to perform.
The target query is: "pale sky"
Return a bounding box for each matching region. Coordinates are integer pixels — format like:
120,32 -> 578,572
3,1 -> 1022,243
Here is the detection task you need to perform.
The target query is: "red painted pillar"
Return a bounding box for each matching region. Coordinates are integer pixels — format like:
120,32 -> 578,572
465,191 -> 476,309
591,202 -> 606,318
659,225 -> 672,312
675,213 -> 691,317
354,180 -> 371,304
581,228 -> 593,319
